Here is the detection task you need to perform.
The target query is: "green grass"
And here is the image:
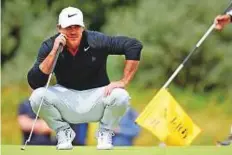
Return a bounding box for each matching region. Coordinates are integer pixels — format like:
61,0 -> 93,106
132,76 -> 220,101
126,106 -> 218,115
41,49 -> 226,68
1,145 -> 232,155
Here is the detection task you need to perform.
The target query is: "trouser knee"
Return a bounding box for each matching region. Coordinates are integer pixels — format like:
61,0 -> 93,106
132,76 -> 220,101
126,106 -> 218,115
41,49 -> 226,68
29,87 -> 56,113
112,88 -> 130,105
108,88 -> 130,113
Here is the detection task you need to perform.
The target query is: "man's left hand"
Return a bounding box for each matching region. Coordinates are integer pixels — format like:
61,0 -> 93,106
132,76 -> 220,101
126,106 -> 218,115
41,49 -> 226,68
104,81 -> 126,96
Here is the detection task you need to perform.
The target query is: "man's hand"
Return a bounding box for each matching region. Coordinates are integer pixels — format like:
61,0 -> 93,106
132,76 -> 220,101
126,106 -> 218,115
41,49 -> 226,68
53,34 -> 66,52
104,81 -> 126,96
214,14 -> 231,30
104,60 -> 139,96
39,34 -> 66,74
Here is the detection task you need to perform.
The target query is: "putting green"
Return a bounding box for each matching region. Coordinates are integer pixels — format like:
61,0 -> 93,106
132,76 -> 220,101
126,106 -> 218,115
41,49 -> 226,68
1,145 -> 232,155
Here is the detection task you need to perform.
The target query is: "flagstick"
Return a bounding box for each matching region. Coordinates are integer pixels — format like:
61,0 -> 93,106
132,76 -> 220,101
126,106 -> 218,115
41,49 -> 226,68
161,24 -> 215,89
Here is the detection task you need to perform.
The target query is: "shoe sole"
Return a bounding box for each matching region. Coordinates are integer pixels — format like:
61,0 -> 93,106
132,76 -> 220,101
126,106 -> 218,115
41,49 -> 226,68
97,145 -> 113,150
57,144 -> 73,150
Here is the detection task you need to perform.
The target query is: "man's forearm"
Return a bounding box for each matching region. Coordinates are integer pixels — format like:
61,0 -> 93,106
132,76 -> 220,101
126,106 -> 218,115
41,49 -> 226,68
121,60 -> 139,86
39,49 -> 58,74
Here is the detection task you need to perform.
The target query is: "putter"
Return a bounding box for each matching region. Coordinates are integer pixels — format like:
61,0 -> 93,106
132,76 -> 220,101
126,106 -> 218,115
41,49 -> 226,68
162,0 -> 232,89
21,44 -> 63,150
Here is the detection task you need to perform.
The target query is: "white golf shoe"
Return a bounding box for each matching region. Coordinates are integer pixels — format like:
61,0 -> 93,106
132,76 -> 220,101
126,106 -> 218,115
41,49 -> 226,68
56,127 -> 76,150
97,129 -> 114,150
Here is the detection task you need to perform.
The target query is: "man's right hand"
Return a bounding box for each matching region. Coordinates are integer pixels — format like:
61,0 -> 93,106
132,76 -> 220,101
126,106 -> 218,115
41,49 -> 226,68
214,14 -> 231,30
53,34 -> 66,52
39,34 -> 67,74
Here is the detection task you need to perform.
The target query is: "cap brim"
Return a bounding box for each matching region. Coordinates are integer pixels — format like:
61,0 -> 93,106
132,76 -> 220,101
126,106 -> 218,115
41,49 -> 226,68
61,21 -> 85,28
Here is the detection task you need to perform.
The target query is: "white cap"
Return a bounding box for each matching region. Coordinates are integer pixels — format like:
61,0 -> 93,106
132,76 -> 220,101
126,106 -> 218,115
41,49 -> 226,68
58,7 -> 85,28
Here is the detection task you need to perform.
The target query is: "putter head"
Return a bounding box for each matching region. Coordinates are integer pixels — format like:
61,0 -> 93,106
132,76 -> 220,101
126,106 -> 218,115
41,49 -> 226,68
20,147 -> 25,151
21,140 -> 29,150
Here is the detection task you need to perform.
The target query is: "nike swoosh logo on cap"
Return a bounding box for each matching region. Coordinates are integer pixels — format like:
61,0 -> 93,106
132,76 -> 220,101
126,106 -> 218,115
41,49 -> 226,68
68,13 -> 77,18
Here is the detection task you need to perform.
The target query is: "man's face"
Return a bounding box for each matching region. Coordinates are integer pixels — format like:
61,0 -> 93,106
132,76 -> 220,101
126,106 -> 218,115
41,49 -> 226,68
59,25 -> 84,41
59,25 -> 84,40
58,25 -> 84,49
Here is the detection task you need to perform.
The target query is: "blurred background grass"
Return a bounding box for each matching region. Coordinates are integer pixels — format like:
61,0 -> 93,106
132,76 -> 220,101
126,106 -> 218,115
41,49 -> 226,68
1,0 -> 232,145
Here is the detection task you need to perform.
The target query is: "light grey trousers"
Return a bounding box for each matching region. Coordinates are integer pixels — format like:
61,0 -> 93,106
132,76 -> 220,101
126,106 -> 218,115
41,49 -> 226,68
29,84 -> 130,133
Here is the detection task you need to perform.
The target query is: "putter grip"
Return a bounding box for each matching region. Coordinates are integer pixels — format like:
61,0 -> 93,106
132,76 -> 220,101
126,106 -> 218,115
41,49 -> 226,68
57,44 -> 63,54
51,44 -> 63,73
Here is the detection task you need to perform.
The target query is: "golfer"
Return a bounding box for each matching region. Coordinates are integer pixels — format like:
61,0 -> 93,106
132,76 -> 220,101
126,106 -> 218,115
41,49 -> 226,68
28,6 -> 143,150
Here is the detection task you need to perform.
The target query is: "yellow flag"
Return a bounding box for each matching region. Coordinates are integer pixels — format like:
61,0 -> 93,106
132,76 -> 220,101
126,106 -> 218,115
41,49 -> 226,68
135,88 -> 201,146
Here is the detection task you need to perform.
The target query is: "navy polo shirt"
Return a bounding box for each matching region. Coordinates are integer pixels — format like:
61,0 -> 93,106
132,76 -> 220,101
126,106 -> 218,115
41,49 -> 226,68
27,30 -> 143,90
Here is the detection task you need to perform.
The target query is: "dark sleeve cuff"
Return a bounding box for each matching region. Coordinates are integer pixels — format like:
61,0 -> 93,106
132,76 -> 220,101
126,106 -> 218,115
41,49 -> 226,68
35,65 -> 49,79
27,65 -> 49,89
125,41 -> 143,60
125,52 -> 141,60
